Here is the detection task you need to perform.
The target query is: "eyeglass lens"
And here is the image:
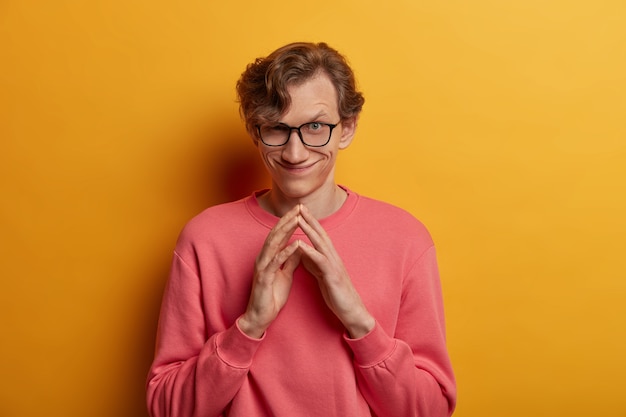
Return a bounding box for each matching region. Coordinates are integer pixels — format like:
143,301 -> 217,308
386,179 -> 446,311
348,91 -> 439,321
259,122 -> 333,147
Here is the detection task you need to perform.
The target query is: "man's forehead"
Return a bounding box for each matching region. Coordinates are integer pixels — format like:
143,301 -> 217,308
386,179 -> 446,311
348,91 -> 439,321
280,77 -> 338,121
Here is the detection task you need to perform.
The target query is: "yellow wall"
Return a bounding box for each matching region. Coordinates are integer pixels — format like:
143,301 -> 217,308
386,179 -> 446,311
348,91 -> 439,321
1,1 -> 625,416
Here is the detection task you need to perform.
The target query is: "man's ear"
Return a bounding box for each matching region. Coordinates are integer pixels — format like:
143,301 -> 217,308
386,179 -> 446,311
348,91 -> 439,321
338,116 -> 358,150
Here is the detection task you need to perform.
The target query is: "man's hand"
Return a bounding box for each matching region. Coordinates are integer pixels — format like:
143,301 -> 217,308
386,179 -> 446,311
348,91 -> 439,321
296,204 -> 376,339
238,205 -> 302,339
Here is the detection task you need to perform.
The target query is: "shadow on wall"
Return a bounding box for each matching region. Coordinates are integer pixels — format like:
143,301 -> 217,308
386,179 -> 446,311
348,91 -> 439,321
210,136 -> 269,205
128,126 -> 269,417
182,122 -> 270,210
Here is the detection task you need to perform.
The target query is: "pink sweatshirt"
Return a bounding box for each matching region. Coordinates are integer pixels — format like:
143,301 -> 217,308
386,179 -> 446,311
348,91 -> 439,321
147,189 -> 456,417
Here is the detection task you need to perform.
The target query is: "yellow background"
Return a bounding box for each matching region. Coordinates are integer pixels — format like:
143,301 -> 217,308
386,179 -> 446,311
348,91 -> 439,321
1,1 -> 625,416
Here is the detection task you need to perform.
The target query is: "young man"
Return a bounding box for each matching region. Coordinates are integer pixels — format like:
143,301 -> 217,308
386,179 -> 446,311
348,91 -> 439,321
147,42 -> 456,417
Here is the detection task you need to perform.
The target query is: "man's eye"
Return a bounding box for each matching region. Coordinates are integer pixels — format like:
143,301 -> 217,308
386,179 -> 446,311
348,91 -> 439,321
306,122 -> 323,131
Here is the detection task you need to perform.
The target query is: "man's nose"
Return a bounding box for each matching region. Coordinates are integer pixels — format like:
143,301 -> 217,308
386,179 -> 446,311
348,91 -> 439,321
281,130 -> 309,162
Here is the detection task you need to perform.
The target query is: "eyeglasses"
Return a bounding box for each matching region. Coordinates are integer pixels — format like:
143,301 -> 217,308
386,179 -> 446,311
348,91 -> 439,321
256,121 -> 340,147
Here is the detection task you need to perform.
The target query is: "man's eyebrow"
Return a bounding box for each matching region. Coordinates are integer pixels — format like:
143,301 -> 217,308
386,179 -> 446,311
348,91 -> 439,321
278,111 -> 331,125
308,111 -> 330,121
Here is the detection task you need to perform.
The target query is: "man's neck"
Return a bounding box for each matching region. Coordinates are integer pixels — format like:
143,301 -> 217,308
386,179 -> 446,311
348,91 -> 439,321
259,184 -> 347,219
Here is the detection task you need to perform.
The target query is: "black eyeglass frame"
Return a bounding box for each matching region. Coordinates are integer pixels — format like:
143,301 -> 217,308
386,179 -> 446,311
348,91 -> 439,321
256,121 -> 341,147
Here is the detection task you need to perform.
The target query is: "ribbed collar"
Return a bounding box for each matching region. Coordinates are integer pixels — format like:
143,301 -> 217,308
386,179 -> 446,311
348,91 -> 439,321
244,185 -> 359,234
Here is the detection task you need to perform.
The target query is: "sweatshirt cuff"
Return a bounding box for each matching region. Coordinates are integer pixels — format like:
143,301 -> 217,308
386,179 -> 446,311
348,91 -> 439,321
344,321 -> 396,367
215,319 -> 264,369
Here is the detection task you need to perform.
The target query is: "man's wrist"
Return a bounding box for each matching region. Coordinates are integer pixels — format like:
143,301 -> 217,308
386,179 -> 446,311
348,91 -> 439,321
344,312 -> 376,339
237,315 -> 266,339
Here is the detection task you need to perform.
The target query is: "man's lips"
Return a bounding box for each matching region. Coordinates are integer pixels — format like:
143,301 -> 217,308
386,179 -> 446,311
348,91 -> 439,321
278,161 -> 318,173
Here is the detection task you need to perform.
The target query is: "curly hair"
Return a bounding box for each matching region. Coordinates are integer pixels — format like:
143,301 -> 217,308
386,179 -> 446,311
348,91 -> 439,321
236,42 -> 365,137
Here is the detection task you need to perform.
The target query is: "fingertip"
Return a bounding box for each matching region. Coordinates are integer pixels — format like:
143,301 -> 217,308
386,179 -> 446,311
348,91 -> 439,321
296,239 -> 309,252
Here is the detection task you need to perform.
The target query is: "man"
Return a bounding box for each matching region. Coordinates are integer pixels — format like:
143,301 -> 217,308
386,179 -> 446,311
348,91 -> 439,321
147,42 -> 456,417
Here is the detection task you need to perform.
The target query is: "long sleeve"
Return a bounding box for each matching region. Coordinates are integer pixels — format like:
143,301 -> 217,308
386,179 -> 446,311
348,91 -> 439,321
344,246 -> 456,417
146,252 -> 262,417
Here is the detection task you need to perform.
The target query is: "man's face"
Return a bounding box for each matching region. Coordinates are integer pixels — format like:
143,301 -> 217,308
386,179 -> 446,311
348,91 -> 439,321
256,72 -> 356,202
